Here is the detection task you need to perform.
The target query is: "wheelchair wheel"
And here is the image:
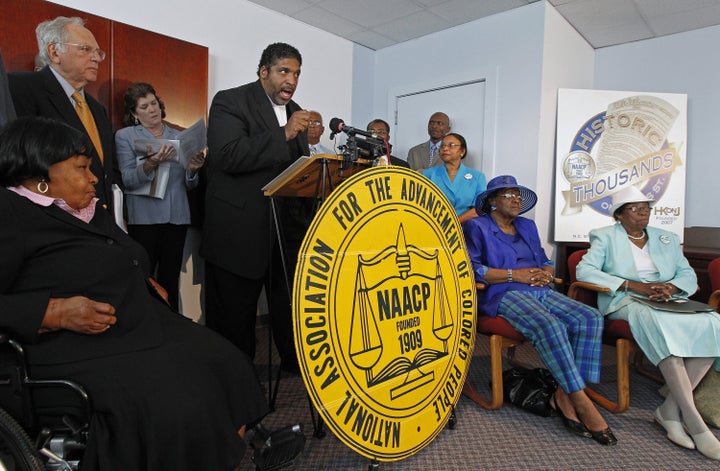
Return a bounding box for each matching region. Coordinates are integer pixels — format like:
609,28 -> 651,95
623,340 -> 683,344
0,407 -> 44,471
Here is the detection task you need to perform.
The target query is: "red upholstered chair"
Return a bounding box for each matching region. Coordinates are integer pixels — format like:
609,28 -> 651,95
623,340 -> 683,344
566,249 -> 661,413
462,278 -> 563,410
461,298 -> 529,410
709,257 -> 720,309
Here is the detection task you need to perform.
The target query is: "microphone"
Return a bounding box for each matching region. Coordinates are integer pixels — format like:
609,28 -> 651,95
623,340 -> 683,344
329,118 -> 380,140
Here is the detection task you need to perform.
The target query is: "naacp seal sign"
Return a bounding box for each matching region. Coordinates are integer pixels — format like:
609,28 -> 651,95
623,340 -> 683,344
293,166 -> 476,461
562,151 -> 596,184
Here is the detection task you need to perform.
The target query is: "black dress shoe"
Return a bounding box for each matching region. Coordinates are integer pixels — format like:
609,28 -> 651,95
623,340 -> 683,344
551,394 -> 592,439
588,427 -> 618,446
251,424 -> 306,471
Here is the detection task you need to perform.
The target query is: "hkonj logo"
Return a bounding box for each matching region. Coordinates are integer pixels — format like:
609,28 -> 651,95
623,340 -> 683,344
293,166 -> 476,462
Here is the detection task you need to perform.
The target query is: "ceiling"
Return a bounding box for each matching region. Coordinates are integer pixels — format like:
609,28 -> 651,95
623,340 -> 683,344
245,0 -> 720,50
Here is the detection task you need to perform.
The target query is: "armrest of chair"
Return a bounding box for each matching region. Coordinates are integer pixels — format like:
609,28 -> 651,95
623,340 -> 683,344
475,278 -> 563,292
567,281 -> 610,300
709,289 -> 720,309
0,329 -> 91,428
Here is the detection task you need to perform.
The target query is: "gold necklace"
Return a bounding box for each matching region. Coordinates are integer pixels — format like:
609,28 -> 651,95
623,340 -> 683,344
150,124 -> 164,138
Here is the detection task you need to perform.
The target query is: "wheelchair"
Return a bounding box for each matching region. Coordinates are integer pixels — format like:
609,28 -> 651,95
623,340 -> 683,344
0,331 -> 90,471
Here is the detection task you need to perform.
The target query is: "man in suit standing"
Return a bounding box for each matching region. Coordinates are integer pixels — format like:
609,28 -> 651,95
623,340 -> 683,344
366,118 -> 410,167
307,110 -> 334,155
406,112 -> 451,171
8,16 -> 118,212
202,43 -> 312,371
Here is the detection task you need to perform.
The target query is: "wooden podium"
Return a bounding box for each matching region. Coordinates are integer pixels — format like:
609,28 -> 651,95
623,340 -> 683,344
261,154 -> 370,433
262,153 -> 371,201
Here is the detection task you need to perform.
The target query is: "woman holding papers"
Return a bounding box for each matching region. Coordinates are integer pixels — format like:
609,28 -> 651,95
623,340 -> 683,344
577,186 -> 720,460
115,82 -> 205,311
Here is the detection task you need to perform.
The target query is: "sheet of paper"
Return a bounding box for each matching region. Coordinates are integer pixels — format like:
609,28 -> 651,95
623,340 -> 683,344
176,119 -> 207,168
132,119 -> 207,169
134,138 -> 180,161
124,160 -> 171,199
111,184 -> 127,232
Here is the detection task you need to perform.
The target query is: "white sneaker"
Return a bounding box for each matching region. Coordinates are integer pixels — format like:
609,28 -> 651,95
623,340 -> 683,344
654,408 -> 695,449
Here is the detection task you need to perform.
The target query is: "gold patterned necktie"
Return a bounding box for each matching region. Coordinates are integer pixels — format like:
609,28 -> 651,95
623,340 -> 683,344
71,91 -> 104,163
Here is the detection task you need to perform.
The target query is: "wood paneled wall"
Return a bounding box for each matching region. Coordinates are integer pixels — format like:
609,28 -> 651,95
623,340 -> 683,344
0,0 -> 208,131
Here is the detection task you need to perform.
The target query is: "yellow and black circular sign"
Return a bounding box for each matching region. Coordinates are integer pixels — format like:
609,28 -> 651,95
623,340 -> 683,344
293,166 -> 476,462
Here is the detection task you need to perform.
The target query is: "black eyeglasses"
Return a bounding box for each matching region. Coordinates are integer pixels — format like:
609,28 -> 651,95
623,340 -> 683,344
56,42 -> 106,61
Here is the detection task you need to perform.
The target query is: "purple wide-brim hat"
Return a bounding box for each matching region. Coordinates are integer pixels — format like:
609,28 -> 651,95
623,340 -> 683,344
474,175 -> 538,216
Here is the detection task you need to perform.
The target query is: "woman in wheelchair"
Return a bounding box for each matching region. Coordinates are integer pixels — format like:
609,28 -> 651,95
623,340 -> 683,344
576,185 -> 720,461
0,117 -> 274,470
463,175 -> 616,445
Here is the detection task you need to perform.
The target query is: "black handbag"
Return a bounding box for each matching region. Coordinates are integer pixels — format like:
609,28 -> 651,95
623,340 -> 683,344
502,367 -> 558,417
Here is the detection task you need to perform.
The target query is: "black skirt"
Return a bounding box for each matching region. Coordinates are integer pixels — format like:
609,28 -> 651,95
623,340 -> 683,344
31,310 -> 269,471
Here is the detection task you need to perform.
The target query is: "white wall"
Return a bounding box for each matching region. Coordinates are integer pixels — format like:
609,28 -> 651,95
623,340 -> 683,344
370,2 -> 597,255
595,25 -> 720,228
372,3 -> 546,185
536,5 -> 595,253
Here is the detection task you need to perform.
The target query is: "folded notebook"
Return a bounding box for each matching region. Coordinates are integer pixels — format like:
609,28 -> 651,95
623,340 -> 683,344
630,296 -> 717,313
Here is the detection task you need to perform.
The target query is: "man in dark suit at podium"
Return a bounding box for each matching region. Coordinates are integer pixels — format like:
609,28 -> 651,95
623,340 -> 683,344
203,43 -> 312,372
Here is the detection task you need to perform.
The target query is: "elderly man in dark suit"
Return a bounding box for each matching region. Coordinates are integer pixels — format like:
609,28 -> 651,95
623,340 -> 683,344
202,43 -> 312,372
8,16 -> 118,212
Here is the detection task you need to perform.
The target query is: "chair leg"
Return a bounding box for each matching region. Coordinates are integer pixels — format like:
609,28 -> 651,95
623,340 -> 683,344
586,339 -> 631,413
614,338 -> 632,413
462,334 -> 506,410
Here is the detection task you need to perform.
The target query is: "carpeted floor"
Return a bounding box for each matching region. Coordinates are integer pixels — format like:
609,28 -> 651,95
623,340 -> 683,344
241,324 -> 719,471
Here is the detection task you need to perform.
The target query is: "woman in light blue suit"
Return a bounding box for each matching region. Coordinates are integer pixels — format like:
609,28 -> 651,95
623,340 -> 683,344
577,185 -> 720,461
115,82 -> 205,311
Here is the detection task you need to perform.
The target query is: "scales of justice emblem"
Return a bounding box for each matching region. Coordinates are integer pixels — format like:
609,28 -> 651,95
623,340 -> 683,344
294,166 -> 475,462
350,224 -> 454,400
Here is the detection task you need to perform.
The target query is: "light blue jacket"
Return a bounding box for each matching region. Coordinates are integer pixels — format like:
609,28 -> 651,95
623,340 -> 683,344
115,125 -> 199,225
423,162 -> 486,216
576,223 -> 697,314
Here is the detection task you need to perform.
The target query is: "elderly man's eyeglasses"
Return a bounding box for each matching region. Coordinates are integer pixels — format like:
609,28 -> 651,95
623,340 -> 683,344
55,43 -> 106,61
439,143 -> 461,149
499,193 -> 523,202
625,204 -> 651,213
308,121 -> 322,127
